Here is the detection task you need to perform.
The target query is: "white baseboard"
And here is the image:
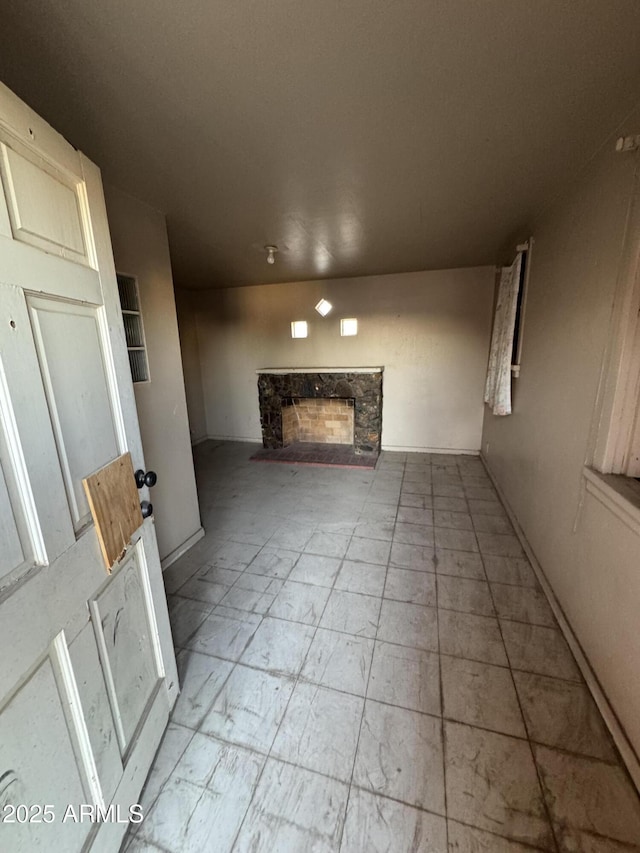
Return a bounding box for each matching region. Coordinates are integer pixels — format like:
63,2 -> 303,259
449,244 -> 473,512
190,435 -> 208,447
481,455 -> 640,794
381,444 -> 480,455
161,526 -> 205,571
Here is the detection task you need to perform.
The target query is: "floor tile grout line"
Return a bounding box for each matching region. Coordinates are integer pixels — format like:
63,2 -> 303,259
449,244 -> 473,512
445,821 -> 548,853
166,542 -> 293,811
163,720 -> 455,826
460,458 -> 562,853
125,831 -> 174,853
129,723 -> 198,849
434,463 -> 450,853
168,601 -> 217,650
227,508 -> 360,853
179,612 -> 588,687
335,456 -> 406,852
168,704 -> 617,808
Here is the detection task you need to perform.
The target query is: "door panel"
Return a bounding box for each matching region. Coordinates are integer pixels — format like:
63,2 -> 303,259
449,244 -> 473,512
3,532 -> 124,697
0,81 -> 178,853
0,139 -> 91,265
90,549 -> 163,754
0,458 -> 25,579
1,284 -> 74,570
27,296 -> 121,530
0,355 -> 39,583
68,624 -> 123,805
0,650 -> 91,852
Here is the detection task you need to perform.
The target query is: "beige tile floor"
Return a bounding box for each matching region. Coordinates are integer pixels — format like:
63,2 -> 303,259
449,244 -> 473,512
123,441 -> 640,852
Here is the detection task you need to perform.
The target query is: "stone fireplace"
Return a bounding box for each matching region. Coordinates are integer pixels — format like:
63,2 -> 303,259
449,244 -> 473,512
256,368 -> 383,454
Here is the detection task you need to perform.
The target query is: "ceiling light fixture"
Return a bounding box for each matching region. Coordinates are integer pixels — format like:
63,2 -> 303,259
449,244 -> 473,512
265,245 -> 278,265
315,298 -> 332,316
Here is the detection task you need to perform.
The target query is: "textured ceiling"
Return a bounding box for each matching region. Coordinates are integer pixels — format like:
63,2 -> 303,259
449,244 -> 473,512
1,1 -> 640,288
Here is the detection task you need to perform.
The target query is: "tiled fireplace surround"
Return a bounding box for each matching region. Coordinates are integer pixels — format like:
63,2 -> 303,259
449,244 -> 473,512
257,369 -> 383,454
282,398 -> 355,446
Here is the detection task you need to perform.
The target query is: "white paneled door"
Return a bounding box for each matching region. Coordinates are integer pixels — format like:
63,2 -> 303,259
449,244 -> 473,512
0,83 -> 178,852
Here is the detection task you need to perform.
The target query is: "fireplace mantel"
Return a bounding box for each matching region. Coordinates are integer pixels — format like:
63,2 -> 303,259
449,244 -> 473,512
256,368 -> 383,454
256,366 -> 383,375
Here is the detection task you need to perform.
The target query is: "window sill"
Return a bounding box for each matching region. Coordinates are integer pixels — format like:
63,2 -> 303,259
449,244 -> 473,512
583,467 -> 640,536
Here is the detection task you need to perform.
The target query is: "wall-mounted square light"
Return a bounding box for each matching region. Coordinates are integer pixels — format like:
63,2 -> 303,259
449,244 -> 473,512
291,320 -> 308,339
315,298 -> 332,317
340,318 -> 358,337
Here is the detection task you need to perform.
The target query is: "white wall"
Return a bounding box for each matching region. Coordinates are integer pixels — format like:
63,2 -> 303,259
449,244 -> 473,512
104,186 -> 202,564
190,267 -> 494,452
482,105 -> 640,759
175,288 -> 207,444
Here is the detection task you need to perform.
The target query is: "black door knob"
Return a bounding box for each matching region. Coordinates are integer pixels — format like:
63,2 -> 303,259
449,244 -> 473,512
140,501 -> 153,518
135,469 -> 158,489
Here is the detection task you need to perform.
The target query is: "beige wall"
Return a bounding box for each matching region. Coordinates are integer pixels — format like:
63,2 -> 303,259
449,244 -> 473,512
482,106 -> 640,757
175,288 -> 207,444
104,186 -> 202,564
188,267 -> 495,452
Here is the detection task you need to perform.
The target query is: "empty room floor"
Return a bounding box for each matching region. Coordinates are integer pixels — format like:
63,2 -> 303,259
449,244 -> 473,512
123,441 -> 640,852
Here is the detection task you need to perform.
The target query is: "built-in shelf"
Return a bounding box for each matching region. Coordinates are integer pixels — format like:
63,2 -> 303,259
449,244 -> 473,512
117,273 -> 149,383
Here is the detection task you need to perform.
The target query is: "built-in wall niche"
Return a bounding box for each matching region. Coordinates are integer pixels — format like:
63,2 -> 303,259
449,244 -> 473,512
117,273 -> 149,382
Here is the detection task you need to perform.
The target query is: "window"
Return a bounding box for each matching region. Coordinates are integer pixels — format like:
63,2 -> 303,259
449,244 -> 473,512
340,318 -> 358,336
314,299 -> 332,316
117,273 -> 149,383
510,243 -> 530,377
485,244 -> 529,414
290,320 -> 308,339
592,234 -> 640,478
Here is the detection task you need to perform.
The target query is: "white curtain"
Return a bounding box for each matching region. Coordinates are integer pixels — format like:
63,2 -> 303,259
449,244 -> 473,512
484,253 -> 522,416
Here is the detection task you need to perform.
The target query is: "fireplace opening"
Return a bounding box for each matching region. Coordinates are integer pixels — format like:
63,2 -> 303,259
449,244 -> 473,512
282,397 -> 355,447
